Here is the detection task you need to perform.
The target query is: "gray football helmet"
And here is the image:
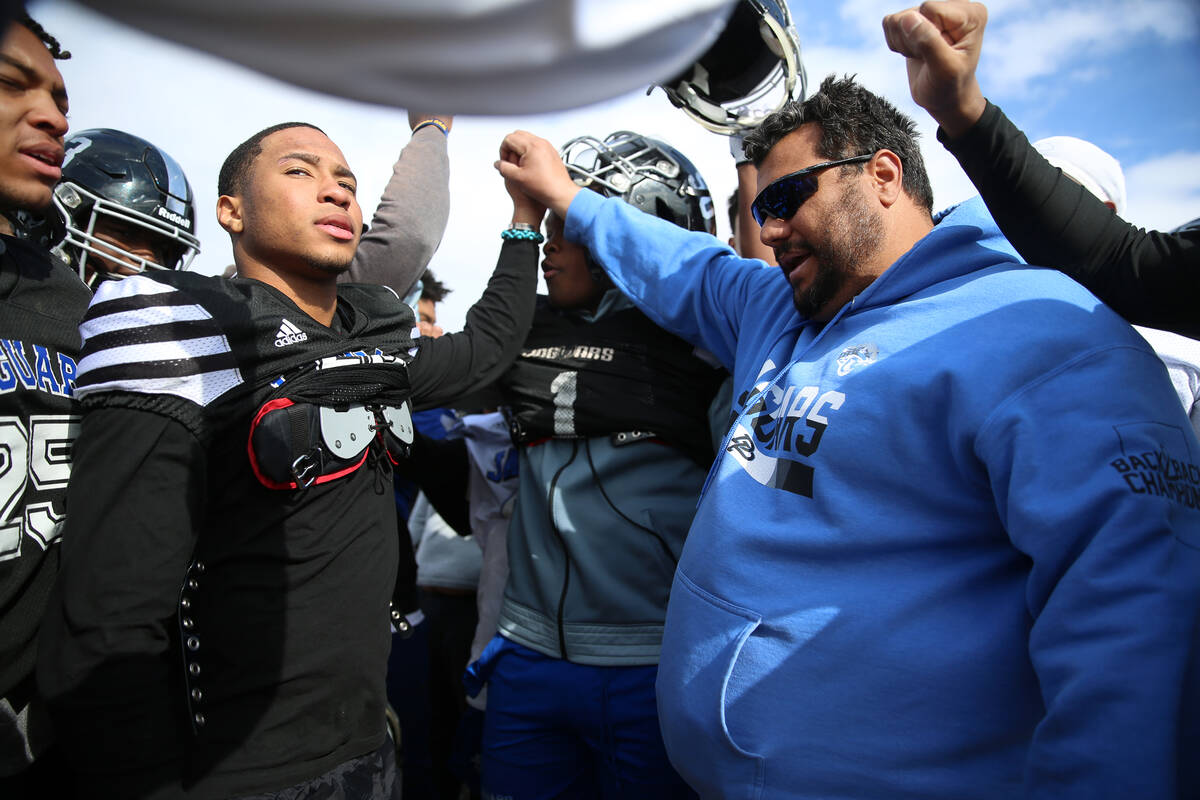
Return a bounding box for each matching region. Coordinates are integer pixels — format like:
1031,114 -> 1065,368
655,0 -> 807,134
559,131 -> 716,235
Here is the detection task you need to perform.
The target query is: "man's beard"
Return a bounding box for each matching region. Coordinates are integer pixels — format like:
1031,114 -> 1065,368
305,253 -> 354,276
788,179 -> 885,319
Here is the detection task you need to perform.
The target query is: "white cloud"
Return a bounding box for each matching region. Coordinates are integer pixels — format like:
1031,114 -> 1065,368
833,0 -> 1041,42
982,0 -> 1197,95
1124,150 -> 1200,231
805,0 -> 1198,100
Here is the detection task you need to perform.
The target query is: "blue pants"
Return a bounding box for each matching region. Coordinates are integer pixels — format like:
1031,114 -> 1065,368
474,638 -> 695,800
386,622 -> 434,800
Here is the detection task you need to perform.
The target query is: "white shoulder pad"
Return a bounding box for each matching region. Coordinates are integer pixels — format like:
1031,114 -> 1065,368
75,275 -> 244,407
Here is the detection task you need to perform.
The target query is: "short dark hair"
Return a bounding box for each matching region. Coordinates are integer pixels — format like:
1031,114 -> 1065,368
17,14 -> 70,60
218,122 -> 324,197
742,75 -> 934,213
419,269 -> 450,304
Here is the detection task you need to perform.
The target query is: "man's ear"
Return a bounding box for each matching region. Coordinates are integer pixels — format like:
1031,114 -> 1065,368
217,194 -> 244,235
868,149 -> 904,208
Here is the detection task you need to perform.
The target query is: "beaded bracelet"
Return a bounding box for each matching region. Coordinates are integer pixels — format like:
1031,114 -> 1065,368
501,227 -> 545,244
411,118 -> 449,137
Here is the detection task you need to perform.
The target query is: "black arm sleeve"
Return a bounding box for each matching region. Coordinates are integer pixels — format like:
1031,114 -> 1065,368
36,407 -> 206,795
406,239 -> 537,409
940,101 -> 1200,338
393,431 -> 472,536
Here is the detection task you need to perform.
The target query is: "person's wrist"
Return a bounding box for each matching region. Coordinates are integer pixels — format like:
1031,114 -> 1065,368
501,222 -> 544,244
510,207 -> 544,226
549,184 -> 582,220
412,118 -> 450,137
729,131 -> 750,165
931,84 -> 987,140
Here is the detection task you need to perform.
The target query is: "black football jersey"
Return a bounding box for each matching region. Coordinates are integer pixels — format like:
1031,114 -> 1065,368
503,297 -> 725,464
70,270 -> 420,791
0,235 -> 90,701
40,240 -> 537,795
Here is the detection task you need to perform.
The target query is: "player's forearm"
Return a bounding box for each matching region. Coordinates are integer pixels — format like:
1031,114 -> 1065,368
346,125 -> 451,296
407,238 -> 538,408
940,102 -> 1200,334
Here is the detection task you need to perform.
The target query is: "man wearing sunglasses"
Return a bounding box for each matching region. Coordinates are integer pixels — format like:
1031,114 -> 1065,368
496,74 -> 1200,799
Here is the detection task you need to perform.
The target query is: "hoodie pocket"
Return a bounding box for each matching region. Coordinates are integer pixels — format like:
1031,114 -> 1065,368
656,569 -> 764,800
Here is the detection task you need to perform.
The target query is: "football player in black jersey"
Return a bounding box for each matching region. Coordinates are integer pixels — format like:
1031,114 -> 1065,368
0,13 -> 87,795
472,132 -> 724,800
37,121 -> 539,798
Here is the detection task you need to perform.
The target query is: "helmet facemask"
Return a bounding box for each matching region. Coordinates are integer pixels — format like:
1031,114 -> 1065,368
54,180 -> 201,287
655,0 -> 807,134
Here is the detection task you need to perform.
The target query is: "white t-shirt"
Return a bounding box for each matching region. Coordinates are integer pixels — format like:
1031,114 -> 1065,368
1136,325 -> 1200,438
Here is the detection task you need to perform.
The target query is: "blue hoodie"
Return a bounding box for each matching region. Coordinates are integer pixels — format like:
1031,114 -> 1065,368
567,189 -> 1200,800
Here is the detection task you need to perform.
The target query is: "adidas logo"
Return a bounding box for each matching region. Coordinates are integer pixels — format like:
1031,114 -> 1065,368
274,318 -> 308,348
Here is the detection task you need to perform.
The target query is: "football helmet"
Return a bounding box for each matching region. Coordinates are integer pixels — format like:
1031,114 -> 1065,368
1174,217 -> 1200,235
655,0 -> 807,134
559,131 -> 716,235
38,128 -> 200,286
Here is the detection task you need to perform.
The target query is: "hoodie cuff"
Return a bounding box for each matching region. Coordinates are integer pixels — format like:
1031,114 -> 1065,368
564,188 -> 606,245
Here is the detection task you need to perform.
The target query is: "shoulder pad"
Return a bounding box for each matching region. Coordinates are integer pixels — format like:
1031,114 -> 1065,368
75,273 -> 243,407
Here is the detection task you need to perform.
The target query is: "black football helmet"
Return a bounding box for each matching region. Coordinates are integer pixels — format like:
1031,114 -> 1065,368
559,131 -> 716,235
655,0 -> 806,134
33,128 -> 200,286
1173,217 -> 1200,235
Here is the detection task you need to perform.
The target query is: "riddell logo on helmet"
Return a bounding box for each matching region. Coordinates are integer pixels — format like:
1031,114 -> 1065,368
155,206 -> 191,229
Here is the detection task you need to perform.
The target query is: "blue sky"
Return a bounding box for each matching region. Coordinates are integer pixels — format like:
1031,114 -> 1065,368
30,0 -> 1200,329
790,0 -> 1200,229
796,0 -> 1200,156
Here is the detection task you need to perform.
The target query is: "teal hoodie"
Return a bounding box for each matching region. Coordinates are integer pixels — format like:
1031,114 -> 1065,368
568,189 -> 1200,799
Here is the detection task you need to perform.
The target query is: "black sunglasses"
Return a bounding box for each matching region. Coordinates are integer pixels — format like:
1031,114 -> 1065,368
750,153 -> 876,227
